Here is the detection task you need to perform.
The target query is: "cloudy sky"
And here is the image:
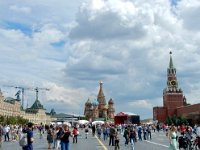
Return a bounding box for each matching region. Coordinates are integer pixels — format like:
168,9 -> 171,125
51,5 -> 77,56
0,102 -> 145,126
1,0 -> 200,119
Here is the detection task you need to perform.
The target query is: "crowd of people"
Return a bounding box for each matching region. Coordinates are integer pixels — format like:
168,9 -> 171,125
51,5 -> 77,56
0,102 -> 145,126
0,121 -> 200,150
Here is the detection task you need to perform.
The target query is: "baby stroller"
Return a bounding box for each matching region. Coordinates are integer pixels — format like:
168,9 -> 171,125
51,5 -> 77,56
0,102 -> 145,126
178,135 -> 188,149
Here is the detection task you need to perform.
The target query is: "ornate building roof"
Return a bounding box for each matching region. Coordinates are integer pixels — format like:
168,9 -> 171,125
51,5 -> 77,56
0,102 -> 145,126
30,99 -> 44,109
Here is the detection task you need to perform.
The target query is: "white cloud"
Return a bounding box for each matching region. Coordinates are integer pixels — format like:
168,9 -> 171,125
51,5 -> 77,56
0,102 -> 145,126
44,82 -> 90,108
9,5 -> 31,13
129,100 -> 153,109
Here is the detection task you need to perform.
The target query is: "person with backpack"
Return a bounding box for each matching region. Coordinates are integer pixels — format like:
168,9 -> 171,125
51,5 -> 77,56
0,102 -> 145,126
22,122 -> 34,150
19,128 -> 28,148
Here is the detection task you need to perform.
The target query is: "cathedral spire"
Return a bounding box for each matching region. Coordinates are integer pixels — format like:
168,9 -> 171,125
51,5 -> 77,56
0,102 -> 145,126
169,51 -> 174,68
98,81 -> 104,98
97,81 -> 106,104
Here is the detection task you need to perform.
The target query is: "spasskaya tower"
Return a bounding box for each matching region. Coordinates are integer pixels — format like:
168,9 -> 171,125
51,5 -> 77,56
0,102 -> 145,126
163,51 -> 184,116
153,52 -> 186,122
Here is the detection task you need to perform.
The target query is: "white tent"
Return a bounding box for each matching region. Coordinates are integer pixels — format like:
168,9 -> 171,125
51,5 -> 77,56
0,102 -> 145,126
78,120 -> 89,124
92,121 -> 104,125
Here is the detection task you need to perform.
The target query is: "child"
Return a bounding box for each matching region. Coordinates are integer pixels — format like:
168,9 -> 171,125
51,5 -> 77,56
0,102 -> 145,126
114,132 -> 120,150
85,126 -> 89,139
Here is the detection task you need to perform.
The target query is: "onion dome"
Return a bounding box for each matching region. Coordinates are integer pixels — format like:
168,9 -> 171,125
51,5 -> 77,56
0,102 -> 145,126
108,98 -> 114,104
85,98 -> 92,105
92,99 -> 98,107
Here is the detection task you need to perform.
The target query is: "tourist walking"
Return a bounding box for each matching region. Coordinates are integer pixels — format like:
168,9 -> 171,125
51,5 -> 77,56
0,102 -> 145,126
129,129 -> 136,150
23,122 -> 34,150
47,129 -> 53,149
92,125 -> 96,136
0,125 -> 3,148
85,126 -> 89,139
137,125 -> 142,141
147,125 -> 152,140
3,125 -> 10,142
109,125 -> 116,146
60,125 -> 71,150
196,122 -> 200,149
123,127 -> 129,146
114,132 -> 120,150
169,126 -> 178,150
72,127 -> 78,143
55,126 -> 63,150
103,126 -> 108,141
97,125 -> 102,139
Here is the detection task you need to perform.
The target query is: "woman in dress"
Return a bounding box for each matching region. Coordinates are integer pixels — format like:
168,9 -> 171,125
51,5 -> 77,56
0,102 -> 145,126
169,126 -> 178,150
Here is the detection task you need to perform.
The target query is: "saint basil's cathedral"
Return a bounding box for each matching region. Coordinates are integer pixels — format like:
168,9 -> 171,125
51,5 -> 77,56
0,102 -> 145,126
84,81 -> 115,121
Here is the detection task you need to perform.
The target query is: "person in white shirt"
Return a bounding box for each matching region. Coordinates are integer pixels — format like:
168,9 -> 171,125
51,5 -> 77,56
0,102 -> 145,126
4,125 -> 10,141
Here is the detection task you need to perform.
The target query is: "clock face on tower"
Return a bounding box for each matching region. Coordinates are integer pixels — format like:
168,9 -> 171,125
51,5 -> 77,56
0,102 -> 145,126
171,80 -> 176,86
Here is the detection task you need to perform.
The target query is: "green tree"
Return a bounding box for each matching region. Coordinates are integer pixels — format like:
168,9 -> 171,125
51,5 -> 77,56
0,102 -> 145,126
166,116 -> 172,125
0,116 -> 5,124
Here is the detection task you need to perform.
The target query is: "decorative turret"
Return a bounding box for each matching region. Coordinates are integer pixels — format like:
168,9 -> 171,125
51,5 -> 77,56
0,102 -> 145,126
0,89 -> 4,101
50,108 -> 56,115
108,98 -> 114,104
108,98 -> 115,119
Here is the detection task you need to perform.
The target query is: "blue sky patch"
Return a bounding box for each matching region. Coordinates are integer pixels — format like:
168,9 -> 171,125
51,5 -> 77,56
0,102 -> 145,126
171,0 -> 180,6
2,21 -> 33,36
51,40 -> 65,47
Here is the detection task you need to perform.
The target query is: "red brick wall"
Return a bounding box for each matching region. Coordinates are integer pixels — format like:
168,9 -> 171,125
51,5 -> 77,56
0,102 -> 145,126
153,107 -> 167,123
164,93 -> 183,109
177,104 -> 200,117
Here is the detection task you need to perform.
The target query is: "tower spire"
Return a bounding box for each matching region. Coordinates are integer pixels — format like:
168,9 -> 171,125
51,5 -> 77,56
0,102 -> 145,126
97,81 -> 106,104
169,51 -> 174,68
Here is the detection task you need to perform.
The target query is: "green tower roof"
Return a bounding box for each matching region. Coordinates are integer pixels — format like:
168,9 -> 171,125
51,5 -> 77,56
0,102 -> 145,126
30,99 -> 44,109
169,51 -> 174,68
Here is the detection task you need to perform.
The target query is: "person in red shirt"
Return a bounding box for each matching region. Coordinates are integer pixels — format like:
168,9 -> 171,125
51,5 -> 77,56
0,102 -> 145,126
180,124 -> 186,134
72,127 -> 78,143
